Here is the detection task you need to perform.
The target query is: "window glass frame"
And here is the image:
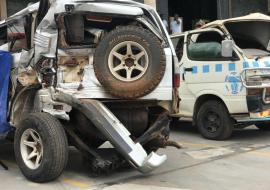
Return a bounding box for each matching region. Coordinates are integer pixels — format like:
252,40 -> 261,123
186,30 -> 240,62
171,35 -> 185,61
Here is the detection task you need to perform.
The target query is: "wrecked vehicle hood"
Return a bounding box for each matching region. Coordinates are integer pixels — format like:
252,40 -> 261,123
203,13 -> 270,58
203,13 -> 270,27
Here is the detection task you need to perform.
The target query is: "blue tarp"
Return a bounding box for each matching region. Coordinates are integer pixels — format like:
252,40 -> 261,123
0,51 -> 11,134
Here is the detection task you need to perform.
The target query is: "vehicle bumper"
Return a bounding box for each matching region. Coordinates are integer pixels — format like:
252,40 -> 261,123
247,95 -> 270,113
138,152 -> 167,173
54,91 -> 169,174
233,112 -> 270,123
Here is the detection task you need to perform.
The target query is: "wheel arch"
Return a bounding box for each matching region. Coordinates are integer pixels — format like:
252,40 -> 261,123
10,85 -> 40,126
193,94 -> 230,124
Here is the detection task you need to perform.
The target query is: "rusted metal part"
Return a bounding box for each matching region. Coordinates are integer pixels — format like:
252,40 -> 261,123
18,69 -> 39,87
64,125 -> 101,159
58,56 -> 88,83
136,112 -> 169,145
86,15 -> 112,23
35,57 -> 57,87
164,140 -> 182,149
172,88 -> 180,114
136,112 -> 182,149
56,15 -> 70,49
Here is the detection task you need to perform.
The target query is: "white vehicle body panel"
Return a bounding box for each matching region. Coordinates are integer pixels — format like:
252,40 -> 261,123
172,14 -> 270,121
0,0 -> 174,101
57,47 -> 173,100
0,0 -> 176,176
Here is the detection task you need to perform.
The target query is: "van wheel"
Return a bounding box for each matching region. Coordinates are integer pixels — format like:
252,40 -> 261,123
256,123 -> 270,131
14,113 -> 68,183
94,26 -> 166,99
196,100 -> 233,140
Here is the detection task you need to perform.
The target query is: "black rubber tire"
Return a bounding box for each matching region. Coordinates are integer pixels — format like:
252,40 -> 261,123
196,100 -> 233,140
256,123 -> 270,131
14,113 -> 68,183
94,26 -> 166,99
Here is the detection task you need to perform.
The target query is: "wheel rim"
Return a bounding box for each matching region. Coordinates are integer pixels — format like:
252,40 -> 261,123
202,111 -> 221,133
108,41 -> 149,82
20,129 -> 43,170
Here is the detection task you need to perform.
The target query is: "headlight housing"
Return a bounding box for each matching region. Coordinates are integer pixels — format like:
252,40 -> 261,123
241,68 -> 270,88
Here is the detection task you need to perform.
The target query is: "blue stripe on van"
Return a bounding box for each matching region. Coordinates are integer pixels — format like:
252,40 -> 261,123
192,66 -> 198,74
215,64 -> 222,72
264,61 -> 270,67
229,63 -> 236,71
252,61 -> 259,68
243,61 -> 249,69
203,65 -> 210,73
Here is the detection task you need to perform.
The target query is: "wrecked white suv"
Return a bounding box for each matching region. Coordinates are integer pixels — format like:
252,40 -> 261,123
0,0 -> 179,182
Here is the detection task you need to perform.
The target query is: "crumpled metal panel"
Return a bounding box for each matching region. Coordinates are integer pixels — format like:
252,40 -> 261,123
58,56 -> 89,83
34,33 -> 51,50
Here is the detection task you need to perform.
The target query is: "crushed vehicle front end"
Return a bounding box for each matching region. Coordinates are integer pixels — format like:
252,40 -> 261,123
0,0 -> 179,182
206,13 -> 270,123
240,59 -> 270,123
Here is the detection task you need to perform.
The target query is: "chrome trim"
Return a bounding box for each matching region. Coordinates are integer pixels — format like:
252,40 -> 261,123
241,68 -> 270,89
262,88 -> 270,104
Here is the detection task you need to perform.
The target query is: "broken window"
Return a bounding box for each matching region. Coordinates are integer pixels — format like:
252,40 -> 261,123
0,26 -> 7,46
7,14 -> 32,52
57,13 -> 135,49
171,35 -> 184,61
186,31 -> 238,61
58,13 -> 109,48
225,21 -> 270,58
187,31 -> 224,61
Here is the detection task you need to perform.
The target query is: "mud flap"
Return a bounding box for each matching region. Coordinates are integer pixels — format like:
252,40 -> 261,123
55,92 -> 167,173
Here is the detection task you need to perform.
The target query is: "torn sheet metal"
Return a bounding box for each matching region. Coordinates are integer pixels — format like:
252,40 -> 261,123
58,56 -> 89,83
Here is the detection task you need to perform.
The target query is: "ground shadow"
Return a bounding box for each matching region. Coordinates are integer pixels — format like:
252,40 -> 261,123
171,121 -> 270,143
170,121 -> 199,135
230,127 -> 270,142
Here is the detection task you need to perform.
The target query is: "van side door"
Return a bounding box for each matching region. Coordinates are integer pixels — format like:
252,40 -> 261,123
179,29 -> 246,117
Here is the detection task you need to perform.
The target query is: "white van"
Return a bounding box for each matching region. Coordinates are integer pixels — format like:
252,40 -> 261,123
171,13 -> 270,140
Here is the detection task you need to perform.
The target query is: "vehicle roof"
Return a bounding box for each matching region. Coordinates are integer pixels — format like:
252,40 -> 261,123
0,0 -> 152,27
170,28 -> 223,38
203,13 -> 270,28
52,0 -> 146,7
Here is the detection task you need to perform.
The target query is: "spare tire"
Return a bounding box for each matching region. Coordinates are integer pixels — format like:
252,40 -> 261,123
94,26 -> 166,99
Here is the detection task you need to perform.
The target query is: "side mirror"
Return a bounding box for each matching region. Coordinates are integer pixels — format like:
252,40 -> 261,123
221,39 -> 233,58
267,39 -> 270,51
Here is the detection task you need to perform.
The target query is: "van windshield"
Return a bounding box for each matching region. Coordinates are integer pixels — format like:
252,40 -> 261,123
224,21 -> 270,58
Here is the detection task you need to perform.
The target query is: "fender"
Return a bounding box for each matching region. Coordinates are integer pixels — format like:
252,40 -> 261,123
195,89 -> 232,113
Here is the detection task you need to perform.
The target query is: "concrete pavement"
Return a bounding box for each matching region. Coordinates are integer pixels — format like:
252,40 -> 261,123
1,122 -> 270,190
